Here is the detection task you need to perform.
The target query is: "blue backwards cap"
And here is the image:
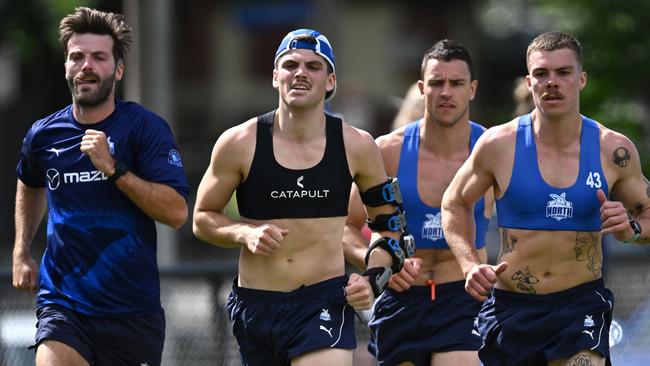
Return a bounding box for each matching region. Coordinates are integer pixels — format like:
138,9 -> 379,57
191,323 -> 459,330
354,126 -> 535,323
274,28 -> 336,101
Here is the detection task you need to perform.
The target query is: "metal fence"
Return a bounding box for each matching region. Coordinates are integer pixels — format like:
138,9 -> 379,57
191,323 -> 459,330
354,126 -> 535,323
1,243 -> 650,365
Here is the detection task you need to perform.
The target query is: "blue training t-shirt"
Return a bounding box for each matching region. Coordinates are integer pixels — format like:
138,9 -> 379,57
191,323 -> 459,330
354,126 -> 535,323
16,100 -> 189,317
396,120 -> 489,249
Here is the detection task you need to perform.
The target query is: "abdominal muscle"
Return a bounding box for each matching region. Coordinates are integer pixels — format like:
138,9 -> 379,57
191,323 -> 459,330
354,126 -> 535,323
413,247 -> 488,286
495,228 -> 603,294
237,216 -> 347,291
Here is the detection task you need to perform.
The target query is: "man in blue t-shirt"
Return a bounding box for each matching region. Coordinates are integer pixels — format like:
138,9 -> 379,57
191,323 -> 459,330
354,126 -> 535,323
12,7 -> 188,366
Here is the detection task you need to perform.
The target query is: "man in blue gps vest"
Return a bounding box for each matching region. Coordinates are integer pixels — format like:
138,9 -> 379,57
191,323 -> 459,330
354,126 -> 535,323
442,31 -> 650,366
345,39 -> 491,366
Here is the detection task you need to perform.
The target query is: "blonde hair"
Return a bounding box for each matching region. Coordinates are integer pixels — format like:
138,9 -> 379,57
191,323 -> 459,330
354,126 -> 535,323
391,83 -> 424,130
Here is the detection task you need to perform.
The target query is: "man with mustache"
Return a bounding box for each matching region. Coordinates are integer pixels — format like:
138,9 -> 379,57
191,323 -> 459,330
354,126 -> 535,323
193,28 -> 414,366
441,31 -> 650,365
12,7 -> 188,366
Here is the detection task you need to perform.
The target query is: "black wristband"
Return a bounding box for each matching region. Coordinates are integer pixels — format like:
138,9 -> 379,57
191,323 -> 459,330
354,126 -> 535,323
108,161 -> 128,182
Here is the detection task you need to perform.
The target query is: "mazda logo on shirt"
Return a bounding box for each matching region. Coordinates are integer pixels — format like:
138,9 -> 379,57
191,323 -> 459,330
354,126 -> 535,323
45,168 -> 109,190
46,168 -> 60,190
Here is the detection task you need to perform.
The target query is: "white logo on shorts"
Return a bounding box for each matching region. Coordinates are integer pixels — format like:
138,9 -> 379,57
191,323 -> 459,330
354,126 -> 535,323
319,308 -> 331,321
319,325 -> 333,338
583,315 -> 595,327
581,329 -> 595,340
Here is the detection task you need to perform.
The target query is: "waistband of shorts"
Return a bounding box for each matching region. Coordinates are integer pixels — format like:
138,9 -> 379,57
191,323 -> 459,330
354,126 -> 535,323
492,278 -> 605,304
232,275 -> 348,301
385,280 -> 465,298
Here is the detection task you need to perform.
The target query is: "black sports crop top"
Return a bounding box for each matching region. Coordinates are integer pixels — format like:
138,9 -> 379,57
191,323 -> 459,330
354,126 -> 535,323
236,110 -> 354,219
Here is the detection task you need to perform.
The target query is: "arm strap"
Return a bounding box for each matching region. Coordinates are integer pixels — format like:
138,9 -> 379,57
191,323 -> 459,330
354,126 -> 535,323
364,232 -> 415,273
360,177 -> 403,207
366,210 -> 407,232
361,266 -> 392,297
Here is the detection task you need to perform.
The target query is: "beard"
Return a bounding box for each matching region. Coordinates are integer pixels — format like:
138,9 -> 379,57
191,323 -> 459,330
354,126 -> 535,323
67,71 -> 116,107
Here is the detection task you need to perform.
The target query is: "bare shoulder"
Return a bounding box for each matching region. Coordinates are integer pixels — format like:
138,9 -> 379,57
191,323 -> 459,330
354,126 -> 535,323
216,117 -> 257,146
341,121 -> 379,156
598,122 -> 641,171
472,118 -> 518,162
599,124 -> 638,158
341,120 -> 387,183
210,117 -> 258,164
481,119 -> 517,144
375,127 -> 405,152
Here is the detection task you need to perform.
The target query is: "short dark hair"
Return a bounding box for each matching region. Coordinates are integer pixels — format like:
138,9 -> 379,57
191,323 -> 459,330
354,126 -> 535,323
421,39 -> 474,80
526,31 -> 583,69
59,7 -> 132,64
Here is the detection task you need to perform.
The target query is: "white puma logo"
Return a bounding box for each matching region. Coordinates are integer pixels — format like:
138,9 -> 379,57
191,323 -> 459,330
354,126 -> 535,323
319,325 -> 333,338
581,329 -> 594,340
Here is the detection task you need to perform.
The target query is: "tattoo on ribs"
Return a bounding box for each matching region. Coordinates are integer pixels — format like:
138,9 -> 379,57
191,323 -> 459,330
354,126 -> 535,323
567,354 -> 594,366
500,229 -> 518,256
613,147 -> 630,167
574,232 -> 602,277
511,266 -> 539,294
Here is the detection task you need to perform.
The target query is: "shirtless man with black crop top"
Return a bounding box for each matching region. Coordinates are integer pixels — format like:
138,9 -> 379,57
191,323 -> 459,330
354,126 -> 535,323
441,31 -> 650,366
193,29 -> 414,366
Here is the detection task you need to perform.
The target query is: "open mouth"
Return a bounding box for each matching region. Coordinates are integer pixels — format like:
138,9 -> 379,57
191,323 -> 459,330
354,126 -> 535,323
292,83 -> 310,91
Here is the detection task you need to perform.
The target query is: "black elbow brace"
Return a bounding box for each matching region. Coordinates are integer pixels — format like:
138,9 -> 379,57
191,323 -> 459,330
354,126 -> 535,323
361,266 -> 392,298
360,177 -> 402,207
364,232 -> 416,274
362,177 -> 415,273
366,210 -> 407,232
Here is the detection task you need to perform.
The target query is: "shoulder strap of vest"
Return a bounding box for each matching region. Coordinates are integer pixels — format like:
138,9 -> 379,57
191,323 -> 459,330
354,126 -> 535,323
257,110 -> 275,126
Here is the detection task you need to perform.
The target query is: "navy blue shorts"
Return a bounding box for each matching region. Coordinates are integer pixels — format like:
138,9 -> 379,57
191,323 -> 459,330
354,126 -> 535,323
478,278 -> 614,366
32,304 -> 165,366
367,280 -> 482,366
227,275 -> 356,366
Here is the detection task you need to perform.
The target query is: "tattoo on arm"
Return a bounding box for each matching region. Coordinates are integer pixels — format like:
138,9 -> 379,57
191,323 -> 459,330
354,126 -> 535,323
511,266 -> 539,294
630,202 -> 644,217
574,232 -> 602,278
567,354 -> 595,366
613,147 -> 630,167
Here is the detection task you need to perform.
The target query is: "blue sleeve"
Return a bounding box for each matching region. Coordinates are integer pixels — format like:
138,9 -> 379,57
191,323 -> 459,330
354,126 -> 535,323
16,124 -> 45,187
132,114 -> 189,200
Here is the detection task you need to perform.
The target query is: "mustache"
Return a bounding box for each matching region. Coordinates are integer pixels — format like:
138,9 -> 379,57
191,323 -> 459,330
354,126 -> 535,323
541,91 -> 564,99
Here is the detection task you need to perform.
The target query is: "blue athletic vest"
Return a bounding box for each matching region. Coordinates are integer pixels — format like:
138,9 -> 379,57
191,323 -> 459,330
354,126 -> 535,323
496,114 -> 608,231
397,120 -> 489,249
17,100 -> 189,316
236,111 -> 353,219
